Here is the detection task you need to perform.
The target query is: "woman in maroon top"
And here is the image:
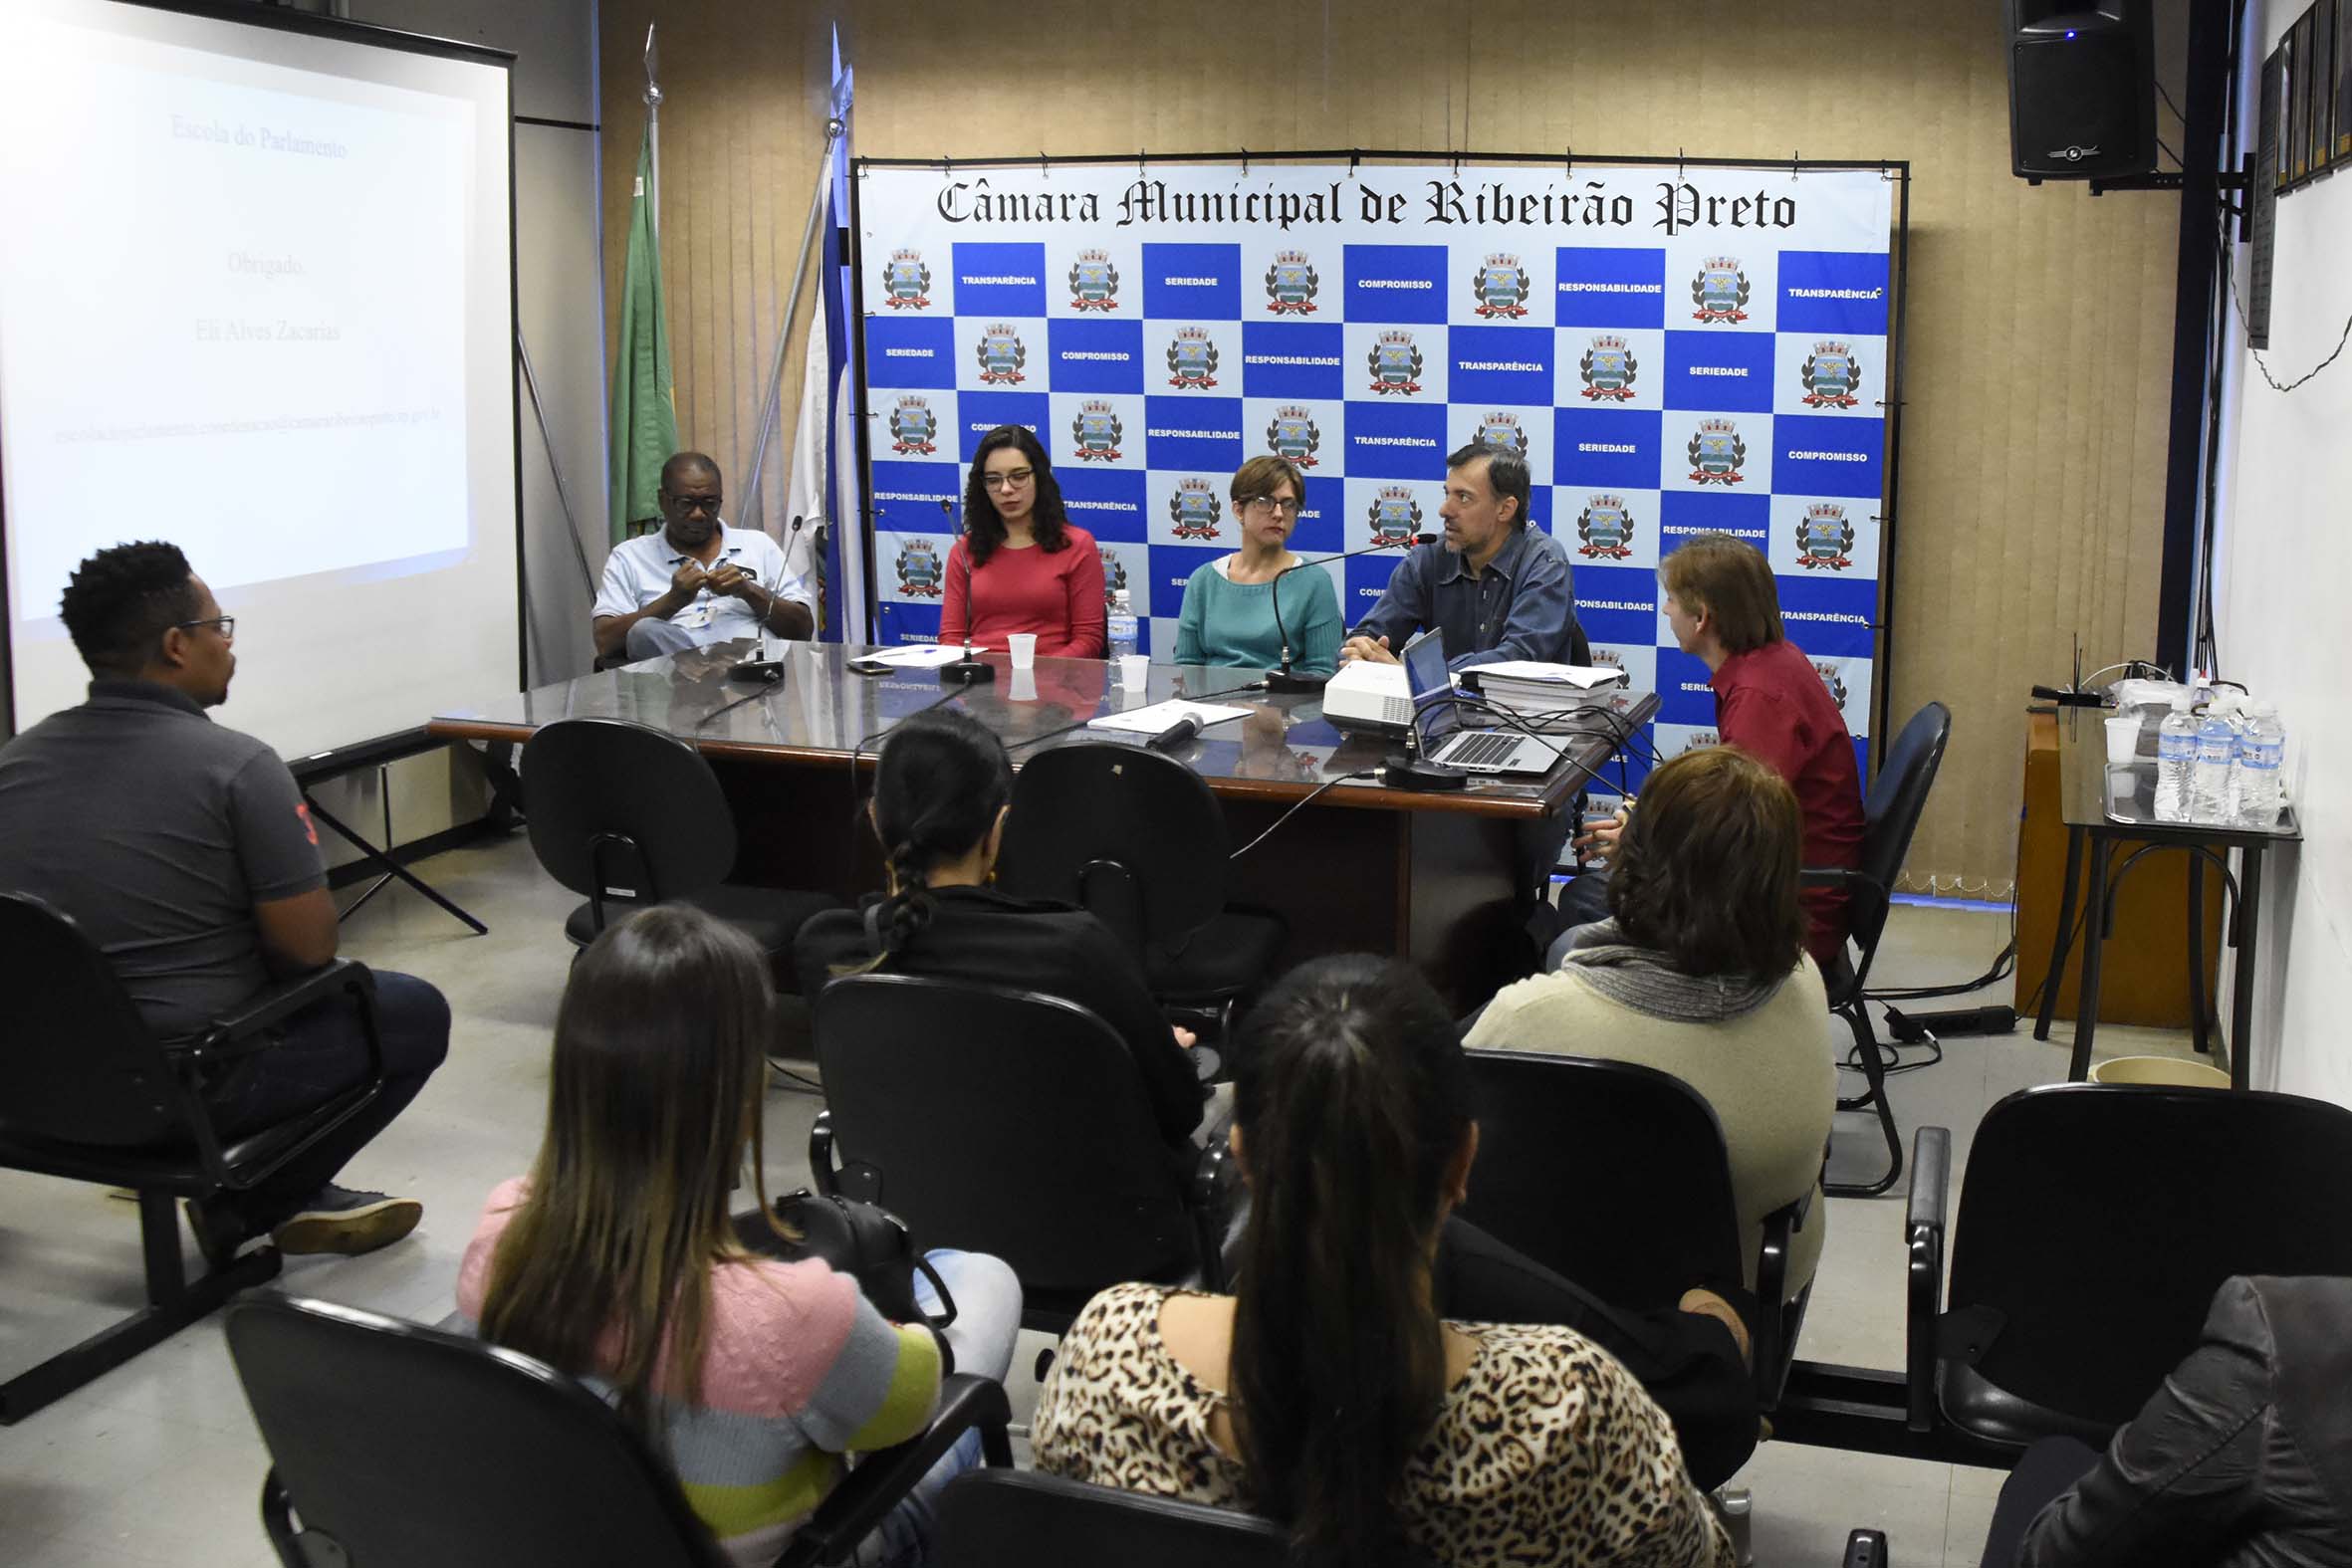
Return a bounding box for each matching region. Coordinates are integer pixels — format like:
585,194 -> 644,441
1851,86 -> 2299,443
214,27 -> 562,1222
938,425 -> 1106,657
1655,534 -> 1864,968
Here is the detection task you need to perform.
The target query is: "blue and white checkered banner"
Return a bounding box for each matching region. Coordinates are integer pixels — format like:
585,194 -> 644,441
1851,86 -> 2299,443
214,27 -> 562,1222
852,159 -> 1895,785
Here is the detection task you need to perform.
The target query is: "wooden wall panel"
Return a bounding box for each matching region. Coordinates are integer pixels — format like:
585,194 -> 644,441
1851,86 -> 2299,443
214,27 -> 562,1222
600,0 -> 2186,895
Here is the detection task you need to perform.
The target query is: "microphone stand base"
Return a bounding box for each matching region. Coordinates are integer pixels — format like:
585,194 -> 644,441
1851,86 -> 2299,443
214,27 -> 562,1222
1262,667 -> 1330,694
1382,755 -> 1469,791
940,658 -> 995,686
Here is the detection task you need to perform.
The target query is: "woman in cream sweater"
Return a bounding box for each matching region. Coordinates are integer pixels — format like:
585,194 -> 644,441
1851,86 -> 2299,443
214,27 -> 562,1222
1467,745 -> 1835,1301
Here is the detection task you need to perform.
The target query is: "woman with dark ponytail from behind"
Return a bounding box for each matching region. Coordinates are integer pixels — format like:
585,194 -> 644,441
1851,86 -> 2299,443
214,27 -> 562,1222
792,708 -> 1207,1150
1034,955 -> 1735,1568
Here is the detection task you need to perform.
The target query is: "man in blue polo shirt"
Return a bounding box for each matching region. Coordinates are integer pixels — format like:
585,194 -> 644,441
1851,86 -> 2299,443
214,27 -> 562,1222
592,451 -> 816,663
1339,440 -> 1583,673
0,543 -> 448,1265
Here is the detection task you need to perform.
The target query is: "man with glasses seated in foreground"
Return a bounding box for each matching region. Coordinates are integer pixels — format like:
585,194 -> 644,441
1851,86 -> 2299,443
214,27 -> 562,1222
592,450 -> 816,665
0,543 -> 448,1264
1172,456 -> 1342,676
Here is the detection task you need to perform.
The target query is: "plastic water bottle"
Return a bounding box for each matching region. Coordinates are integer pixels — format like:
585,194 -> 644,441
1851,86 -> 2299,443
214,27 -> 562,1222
2237,702 -> 2285,826
2191,699 -> 2237,822
1106,588 -> 1138,661
2155,696 -> 2199,822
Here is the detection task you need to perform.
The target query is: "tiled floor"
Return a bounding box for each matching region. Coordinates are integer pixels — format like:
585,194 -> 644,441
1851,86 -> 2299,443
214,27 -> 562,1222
0,837 -> 2212,1565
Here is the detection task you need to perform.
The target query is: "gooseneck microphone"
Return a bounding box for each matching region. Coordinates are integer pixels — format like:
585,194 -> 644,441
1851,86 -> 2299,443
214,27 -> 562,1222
934,497 -> 997,685
1265,531 -> 1439,694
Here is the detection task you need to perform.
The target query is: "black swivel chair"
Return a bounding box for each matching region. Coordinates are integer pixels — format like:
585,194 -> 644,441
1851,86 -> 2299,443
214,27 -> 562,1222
997,742 -> 1286,1039
0,892 -> 385,1425
520,717 -> 840,990
1902,1083 -> 2352,1450
810,973 -> 1231,1333
226,1294 -> 1013,1568
1810,701 -> 1951,1198
1457,1049 -> 1813,1410
933,1467 -> 1893,1568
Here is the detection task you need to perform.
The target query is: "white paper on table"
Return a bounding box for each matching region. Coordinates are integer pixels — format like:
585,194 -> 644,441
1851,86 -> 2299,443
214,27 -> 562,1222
1459,660 -> 1626,689
1084,699 -> 1253,735
847,644 -> 968,669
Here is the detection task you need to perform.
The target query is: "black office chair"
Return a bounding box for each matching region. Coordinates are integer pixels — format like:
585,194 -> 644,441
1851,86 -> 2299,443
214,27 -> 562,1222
1810,700 -> 1951,1197
520,716 -> 840,990
933,1467 -> 1893,1568
936,1470 -> 1289,1568
1457,1049 -> 1813,1410
1902,1083 -> 2352,1450
810,973 -> 1231,1333
0,892 -> 384,1425
997,742 -> 1286,1039
226,1294 -> 1013,1568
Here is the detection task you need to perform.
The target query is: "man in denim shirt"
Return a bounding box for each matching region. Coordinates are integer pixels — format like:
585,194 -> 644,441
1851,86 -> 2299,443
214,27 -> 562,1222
1341,443 -> 1587,969
1340,442 -> 1583,673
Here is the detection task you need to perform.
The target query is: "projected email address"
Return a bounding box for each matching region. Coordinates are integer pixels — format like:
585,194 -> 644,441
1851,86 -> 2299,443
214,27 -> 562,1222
57,409 -> 440,442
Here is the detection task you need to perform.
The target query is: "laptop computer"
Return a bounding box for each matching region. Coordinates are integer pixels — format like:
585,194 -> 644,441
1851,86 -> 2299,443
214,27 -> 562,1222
1401,628 -> 1557,776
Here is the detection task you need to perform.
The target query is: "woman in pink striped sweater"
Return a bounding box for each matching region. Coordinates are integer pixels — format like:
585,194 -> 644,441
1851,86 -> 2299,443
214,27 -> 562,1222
457,906 -> 1021,1567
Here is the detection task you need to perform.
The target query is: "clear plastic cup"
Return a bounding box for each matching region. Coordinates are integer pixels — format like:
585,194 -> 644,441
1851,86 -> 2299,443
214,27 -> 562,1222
1119,653 -> 1149,689
1007,632 -> 1038,670
2104,713 -> 2140,765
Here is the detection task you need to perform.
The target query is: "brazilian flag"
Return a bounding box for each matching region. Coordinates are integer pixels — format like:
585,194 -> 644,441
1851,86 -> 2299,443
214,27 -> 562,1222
608,124 -> 676,544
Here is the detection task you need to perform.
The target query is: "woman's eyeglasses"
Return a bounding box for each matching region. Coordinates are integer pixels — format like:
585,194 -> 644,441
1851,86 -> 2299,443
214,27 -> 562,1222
1242,496 -> 1302,519
981,468 -> 1036,491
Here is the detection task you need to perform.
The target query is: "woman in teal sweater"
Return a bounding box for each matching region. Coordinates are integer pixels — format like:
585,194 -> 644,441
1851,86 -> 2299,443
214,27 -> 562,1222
1173,456 -> 1342,676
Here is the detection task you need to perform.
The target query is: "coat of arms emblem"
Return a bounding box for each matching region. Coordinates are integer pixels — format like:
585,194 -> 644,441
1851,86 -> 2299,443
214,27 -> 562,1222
886,395 -> 937,456
1070,399 -> 1125,461
1796,504 -> 1856,569
1267,405 -> 1322,467
1472,253 -> 1530,319
1814,660 -> 1851,712
1265,250 -> 1320,315
1367,331 -> 1424,395
1368,486 -> 1424,547
974,323 -> 1027,385
1099,548 -> 1129,603
1687,419 -> 1748,486
1168,477 -> 1223,540
896,538 -> 943,596
1575,495 -> 1636,560
1691,257 -> 1752,324
1800,340 -> 1863,408
1477,411 -> 1528,459
1067,248 -> 1120,313
882,249 -> 932,311
1578,335 -> 1639,401
1166,327 -> 1220,389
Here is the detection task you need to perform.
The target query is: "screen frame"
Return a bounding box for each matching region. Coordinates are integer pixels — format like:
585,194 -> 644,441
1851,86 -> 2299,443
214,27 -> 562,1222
0,0 -> 524,772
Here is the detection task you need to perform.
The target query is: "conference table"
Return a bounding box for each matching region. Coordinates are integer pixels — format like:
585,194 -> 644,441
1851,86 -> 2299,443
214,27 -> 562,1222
430,642 -> 1657,1008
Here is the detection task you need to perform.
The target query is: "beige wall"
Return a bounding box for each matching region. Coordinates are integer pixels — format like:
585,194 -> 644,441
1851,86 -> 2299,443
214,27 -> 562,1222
600,1 -> 2185,894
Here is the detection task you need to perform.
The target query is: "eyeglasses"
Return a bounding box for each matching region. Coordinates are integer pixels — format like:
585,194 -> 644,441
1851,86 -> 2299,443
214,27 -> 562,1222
176,615 -> 235,640
1242,496 -> 1303,519
981,468 -> 1036,491
665,493 -> 723,515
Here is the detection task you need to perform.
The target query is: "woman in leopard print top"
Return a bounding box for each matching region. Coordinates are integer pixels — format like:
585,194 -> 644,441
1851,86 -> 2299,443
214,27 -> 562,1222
1034,955 -> 1733,1568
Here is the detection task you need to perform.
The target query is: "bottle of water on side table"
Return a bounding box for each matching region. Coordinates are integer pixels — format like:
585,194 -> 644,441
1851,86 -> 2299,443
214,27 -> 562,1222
1106,588 -> 1138,661
2191,699 -> 2237,822
2237,702 -> 2285,826
2156,696 -> 2199,821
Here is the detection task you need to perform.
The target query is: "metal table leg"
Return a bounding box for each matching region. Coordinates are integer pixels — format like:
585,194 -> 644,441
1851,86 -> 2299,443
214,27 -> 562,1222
2066,832 -> 2113,1082
2229,844 -> 2262,1090
2035,824 -> 2086,1042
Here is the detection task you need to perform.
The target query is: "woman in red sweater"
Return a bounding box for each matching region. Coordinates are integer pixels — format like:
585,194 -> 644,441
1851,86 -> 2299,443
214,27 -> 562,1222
938,425 -> 1106,657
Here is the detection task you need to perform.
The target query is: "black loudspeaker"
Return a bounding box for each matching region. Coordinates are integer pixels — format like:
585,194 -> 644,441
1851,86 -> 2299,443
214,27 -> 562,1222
2007,1 -> 2158,179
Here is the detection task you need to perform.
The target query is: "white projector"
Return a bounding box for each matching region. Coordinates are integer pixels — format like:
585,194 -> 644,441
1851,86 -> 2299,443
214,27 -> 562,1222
1319,659 -> 1412,735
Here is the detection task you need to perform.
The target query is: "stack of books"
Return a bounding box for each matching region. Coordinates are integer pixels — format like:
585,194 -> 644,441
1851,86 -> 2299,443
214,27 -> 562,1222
1460,661 -> 1627,730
